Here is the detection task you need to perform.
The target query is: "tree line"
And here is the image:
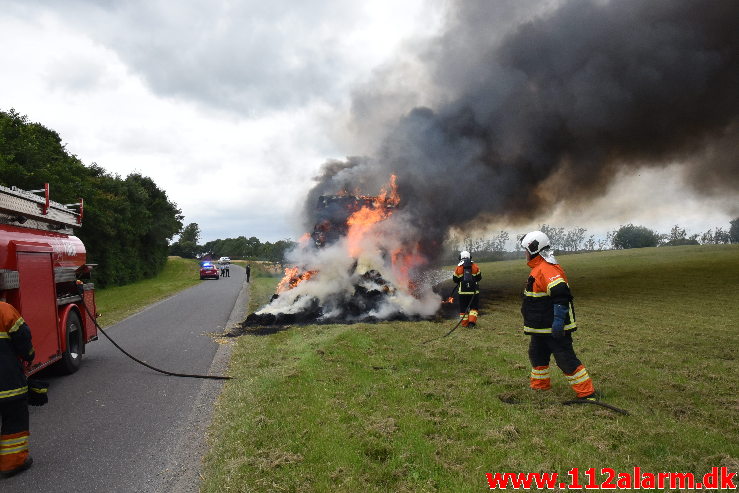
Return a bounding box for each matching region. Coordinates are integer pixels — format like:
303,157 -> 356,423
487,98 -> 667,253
610,222 -> 738,249
0,109 -> 182,287
452,220 -> 739,262
169,222 -> 295,264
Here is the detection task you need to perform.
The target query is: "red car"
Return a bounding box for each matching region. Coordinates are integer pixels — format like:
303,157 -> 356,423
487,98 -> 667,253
199,262 -> 220,280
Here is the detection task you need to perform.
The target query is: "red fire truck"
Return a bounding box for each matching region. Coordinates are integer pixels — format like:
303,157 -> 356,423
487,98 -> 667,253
0,183 -> 97,375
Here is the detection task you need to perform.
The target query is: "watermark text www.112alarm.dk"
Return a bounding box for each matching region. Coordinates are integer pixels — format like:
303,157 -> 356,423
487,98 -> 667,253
486,466 -> 736,490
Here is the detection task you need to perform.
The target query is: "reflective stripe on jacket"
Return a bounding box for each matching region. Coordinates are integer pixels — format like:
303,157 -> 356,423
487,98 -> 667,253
453,262 -> 481,294
521,255 -> 577,335
0,302 -> 35,401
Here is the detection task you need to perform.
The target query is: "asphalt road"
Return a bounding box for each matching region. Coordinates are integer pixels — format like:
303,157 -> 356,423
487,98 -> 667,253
3,264 -> 246,493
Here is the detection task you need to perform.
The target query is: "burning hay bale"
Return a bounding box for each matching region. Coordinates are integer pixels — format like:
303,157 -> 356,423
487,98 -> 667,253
244,269 -> 399,326
244,246 -> 441,327
242,176 -> 443,329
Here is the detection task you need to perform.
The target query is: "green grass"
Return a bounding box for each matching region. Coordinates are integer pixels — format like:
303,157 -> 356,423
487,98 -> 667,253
94,256 -> 200,327
202,245 -> 739,492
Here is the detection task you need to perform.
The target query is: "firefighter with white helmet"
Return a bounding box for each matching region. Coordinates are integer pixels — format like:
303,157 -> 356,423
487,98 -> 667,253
452,250 -> 482,327
520,231 -> 597,400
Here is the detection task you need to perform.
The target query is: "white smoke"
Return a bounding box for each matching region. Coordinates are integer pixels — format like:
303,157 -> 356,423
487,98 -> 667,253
256,213 -> 441,322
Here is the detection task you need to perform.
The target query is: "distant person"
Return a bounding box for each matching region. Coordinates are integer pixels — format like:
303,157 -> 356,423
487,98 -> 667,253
452,250 -> 481,327
519,231 -> 597,401
0,299 -> 36,477
246,264 -> 251,283
220,263 -> 226,277
224,262 -> 230,278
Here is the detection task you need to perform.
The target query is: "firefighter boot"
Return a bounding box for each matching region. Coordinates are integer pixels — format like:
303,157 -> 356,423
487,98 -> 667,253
459,313 -> 469,327
1,456 -> 32,478
565,365 -> 595,398
578,390 -> 601,401
0,429 -> 30,477
467,310 -> 478,327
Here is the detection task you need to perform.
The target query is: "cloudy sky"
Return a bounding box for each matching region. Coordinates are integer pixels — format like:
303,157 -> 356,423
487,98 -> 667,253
1,0 -> 735,244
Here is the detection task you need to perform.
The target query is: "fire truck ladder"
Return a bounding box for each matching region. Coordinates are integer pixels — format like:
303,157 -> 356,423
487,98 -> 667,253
0,183 -> 83,230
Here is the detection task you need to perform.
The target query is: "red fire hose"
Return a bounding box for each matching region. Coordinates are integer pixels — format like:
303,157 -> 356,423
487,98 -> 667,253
422,285 -> 475,344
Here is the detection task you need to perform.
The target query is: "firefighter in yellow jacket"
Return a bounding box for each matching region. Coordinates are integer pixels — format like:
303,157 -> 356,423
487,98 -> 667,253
0,300 -> 35,477
453,250 -> 482,327
520,231 -> 597,400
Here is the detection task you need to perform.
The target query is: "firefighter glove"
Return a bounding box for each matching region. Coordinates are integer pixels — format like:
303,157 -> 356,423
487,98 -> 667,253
552,304 -> 568,338
28,379 -> 49,406
23,346 -> 35,364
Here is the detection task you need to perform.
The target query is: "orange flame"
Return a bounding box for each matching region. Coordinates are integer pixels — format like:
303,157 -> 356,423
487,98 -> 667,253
374,174 -> 400,208
390,242 -> 428,287
276,267 -> 318,293
345,175 -> 400,257
346,207 -> 391,257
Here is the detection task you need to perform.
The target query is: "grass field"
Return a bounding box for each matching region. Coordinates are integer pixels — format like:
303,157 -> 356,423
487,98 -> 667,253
202,245 -> 739,492
94,256 -> 200,326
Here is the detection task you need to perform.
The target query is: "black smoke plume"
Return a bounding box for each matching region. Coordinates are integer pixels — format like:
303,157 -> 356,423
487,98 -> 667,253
306,0 -> 738,260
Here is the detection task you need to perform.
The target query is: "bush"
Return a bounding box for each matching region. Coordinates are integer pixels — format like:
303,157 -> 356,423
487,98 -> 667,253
661,238 -> 700,247
612,224 -> 659,249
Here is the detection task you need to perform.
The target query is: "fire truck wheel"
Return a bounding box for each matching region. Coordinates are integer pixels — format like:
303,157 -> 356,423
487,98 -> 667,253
59,311 -> 83,374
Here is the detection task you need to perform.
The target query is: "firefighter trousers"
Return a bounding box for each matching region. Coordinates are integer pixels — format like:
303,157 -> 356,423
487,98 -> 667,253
528,334 -> 595,397
458,293 -> 479,326
0,396 -> 30,473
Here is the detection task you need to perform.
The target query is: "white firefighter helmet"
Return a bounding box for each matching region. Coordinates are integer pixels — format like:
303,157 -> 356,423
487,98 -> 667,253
460,250 -> 471,260
521,231 -> 557,263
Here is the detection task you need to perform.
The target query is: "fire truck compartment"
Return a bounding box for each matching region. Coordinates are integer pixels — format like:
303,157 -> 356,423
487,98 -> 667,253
16,249 -> 62,366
